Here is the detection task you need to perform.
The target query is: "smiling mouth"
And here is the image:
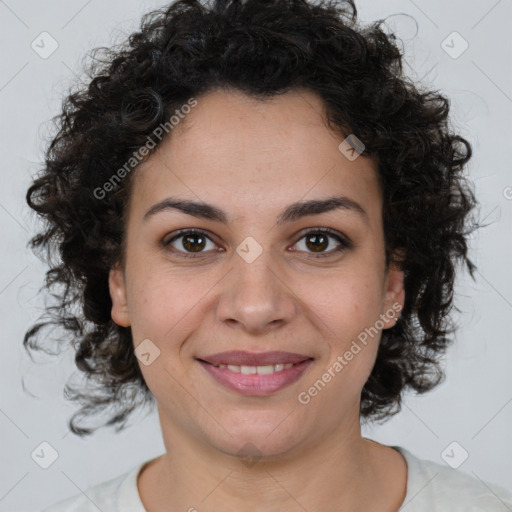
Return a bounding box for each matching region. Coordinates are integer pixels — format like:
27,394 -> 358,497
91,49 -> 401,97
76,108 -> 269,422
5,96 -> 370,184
199,360 -> 300,375
196,357 -> 314,395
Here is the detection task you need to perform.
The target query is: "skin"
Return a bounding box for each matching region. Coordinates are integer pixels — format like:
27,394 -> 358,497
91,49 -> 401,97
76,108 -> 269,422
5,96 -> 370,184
109,88 -> 407,512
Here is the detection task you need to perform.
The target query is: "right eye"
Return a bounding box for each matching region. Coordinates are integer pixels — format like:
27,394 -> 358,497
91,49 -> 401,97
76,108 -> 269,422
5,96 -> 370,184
162,229 -> 221,258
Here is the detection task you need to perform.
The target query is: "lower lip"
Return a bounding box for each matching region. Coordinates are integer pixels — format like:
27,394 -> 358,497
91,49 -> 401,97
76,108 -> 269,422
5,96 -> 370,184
197,359 -> 314,395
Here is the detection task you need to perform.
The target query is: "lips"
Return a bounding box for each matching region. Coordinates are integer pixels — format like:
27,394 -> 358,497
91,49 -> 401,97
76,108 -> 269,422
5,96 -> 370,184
197,350 -> 312,367
196,351 -> 314,395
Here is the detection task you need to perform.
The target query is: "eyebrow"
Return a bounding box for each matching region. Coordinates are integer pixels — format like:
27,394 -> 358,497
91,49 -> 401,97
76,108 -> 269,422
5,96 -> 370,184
143,195 -> 368,225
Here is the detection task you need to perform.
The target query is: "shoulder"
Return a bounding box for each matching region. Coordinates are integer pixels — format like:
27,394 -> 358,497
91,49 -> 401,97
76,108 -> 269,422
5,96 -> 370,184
41,461 -> 147,512
393,445 -> 512,512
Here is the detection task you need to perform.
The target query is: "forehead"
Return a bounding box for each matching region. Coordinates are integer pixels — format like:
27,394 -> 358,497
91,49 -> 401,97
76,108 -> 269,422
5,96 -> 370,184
129,88 -> 382,226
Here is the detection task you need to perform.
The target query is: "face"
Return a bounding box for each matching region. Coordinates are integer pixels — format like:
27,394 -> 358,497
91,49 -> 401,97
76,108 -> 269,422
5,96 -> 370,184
109,88 -> 404,459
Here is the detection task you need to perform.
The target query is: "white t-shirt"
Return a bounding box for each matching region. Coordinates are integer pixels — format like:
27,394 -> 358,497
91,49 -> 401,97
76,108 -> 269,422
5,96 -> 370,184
41,445 -> 512,511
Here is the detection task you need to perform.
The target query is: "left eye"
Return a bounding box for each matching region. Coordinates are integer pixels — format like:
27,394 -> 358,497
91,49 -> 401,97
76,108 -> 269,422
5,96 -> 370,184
163,228 -> 350,258
293,229 -> 350,257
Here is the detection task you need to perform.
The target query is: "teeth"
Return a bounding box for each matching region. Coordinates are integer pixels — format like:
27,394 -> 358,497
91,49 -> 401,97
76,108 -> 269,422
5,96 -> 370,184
217,362 -> 295,374
255,365 -> 274,375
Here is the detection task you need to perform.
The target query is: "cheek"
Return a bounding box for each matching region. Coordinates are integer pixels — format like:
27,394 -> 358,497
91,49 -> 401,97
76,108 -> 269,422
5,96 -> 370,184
305,269 -> 385,336
125,266 -> 216,347
301,267 -> 385,379
125,272 -> 200,401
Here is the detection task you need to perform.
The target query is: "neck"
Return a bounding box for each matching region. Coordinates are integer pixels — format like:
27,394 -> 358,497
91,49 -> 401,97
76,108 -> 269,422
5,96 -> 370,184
137,405 -> 406,512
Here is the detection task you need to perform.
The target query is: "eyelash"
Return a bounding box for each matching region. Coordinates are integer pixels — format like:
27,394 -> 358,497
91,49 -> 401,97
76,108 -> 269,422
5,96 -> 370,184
162,228 -> 352,259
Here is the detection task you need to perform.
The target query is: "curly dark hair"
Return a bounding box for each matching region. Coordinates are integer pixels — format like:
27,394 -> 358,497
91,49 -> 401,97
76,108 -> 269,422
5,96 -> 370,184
25,0 -> 478,436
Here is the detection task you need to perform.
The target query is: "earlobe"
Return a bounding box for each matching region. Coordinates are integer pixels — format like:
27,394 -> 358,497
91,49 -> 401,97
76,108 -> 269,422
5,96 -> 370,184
382,264 -> 405,329
108,264 -> 131,327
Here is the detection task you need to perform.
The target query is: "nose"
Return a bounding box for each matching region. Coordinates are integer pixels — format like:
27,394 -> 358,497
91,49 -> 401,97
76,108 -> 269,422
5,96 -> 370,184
215,245 -> 297,335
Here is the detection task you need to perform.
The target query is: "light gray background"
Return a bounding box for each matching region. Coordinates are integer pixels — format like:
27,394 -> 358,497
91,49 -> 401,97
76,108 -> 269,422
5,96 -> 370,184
1,1 -> 511,510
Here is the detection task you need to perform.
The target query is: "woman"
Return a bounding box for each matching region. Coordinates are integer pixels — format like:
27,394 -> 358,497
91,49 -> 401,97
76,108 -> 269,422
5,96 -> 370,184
26,0 -> 511,510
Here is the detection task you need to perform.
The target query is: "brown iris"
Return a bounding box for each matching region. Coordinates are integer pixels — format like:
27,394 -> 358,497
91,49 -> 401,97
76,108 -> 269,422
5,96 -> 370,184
181,233 -> 207,253
305,233 -> 329,253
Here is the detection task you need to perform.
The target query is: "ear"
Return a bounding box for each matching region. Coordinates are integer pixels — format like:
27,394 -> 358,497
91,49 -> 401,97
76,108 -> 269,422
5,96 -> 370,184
109,263 -> 131,327
381,262 -> 405,329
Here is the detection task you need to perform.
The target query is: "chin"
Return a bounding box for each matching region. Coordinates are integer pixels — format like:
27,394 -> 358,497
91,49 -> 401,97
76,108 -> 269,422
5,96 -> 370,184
203,413 -> 307,463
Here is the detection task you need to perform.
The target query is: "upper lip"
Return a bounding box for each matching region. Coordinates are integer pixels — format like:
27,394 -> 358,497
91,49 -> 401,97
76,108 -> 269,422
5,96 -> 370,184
197,351 -> 313,366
